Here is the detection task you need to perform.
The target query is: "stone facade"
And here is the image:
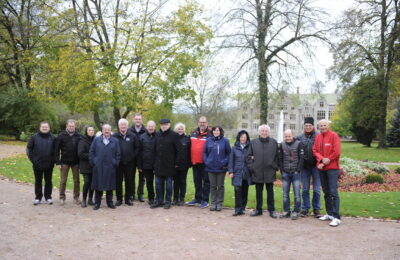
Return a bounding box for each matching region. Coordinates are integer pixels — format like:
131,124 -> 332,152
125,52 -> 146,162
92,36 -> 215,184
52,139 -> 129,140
237,93 -> 338,138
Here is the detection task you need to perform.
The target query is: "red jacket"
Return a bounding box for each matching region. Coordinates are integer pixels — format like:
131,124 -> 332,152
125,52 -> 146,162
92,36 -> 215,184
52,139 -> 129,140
312,129 -> 341,170
190,128 -> 212,165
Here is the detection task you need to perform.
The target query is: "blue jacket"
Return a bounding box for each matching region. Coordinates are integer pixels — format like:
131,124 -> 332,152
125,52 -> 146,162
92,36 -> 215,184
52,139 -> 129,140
89,135 -> 121,191
203,135 -> 231,173
228,130 -> 252,186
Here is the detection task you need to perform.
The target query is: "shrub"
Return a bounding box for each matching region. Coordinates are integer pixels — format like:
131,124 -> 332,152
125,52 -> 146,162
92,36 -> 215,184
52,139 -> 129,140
395,167 -> 400,174
276,172 -> 282,180
365,174 -> 384,184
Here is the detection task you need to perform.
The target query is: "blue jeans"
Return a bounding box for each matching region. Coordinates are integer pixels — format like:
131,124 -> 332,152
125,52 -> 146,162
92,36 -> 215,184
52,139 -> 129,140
301,167 -> 321,211
282,172 -> 301,213
193,164 -> 210,203
319,169 -> 340,219
155,176 -> 173,204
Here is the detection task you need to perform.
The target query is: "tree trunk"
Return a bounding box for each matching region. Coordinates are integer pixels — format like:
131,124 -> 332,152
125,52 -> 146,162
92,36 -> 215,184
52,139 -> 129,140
93,110 -> 101,130
113,107 -> 121,127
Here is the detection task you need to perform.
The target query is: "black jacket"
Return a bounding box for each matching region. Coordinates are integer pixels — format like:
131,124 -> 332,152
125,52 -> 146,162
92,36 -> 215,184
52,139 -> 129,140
279,140 -> 304,173
154,128 -> 182,177
176,134 -> 191,171
129,125 -> 147,138
138,131 -> 156,170
112,131 -> 139,165
78,135 -> 94,174
26,132 -> 56,170
54,130 -> 81,165
296,131 -> 318,169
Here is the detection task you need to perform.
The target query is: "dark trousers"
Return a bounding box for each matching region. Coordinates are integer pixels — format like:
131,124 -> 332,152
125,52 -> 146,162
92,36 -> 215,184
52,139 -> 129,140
255,182 -> 275,212
143,169 -> 155,201
319,169 -> 340,219
116,162 -> 135,201
137,166 -> 146,197
193,164 -> 210,203
155,176 -> 173,204
94,190 -> 113,206
234,179 -> 249,213
82,173 -> 94,201
33,168 -> 53,200
173,168 -> 188,201
208,172 -> 225,207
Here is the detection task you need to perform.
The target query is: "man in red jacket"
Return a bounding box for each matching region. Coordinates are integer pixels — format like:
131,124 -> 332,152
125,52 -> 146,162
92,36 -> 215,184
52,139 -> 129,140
312,119 -> 341,227
186,116 -> 212,208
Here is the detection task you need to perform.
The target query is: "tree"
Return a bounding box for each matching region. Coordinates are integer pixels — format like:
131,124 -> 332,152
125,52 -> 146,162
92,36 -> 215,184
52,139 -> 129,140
387,105 -> 400,147
331,0 -> 400,148
333,75 -> 381,147
311,80 -> 326,94
32,0 -> 212,127
220,0 -> 329,124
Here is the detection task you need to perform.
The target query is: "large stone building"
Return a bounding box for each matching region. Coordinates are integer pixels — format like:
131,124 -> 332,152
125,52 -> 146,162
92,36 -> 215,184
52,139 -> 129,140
237,93 -> 338,139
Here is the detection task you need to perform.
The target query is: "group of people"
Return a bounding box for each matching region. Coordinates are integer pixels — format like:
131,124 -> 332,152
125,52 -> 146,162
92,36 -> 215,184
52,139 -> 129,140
26,114 -> 342,227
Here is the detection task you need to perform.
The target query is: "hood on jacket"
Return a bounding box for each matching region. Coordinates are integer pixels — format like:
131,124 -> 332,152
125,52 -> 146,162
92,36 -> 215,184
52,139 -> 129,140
234,130 -> 250,147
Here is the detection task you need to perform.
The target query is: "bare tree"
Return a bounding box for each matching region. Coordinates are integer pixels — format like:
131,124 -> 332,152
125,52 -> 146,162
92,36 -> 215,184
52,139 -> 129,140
220,0 -> 329,124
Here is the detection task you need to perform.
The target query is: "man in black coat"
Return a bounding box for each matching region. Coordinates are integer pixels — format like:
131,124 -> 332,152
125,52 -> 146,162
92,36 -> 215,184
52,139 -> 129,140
150,118 -> 182,209
26,121 -> 56,205
54,119 -> 81,205
129,113 -> 147,202
113,118 -> 140,206
138,120 -> 157,205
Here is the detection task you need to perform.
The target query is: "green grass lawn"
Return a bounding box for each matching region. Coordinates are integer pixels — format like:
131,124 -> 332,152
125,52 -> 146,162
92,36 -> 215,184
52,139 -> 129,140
1,154 -> 399,219
340,141 -> 400,162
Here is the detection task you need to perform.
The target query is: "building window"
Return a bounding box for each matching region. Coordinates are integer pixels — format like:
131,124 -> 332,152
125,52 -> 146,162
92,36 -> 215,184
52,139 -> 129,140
329,110 -> 335,120
305,106 -> 309,111
303,114 -> 312,120
290,114 -> 296,120
284,113 -> 288,119
290,124 -> 296,130
243,105 -> 248,110
253,123 -> 259,130
320,101 -> 324,108
317,110 -> 326,121
242,114 -> 248,119
270,123 -> 275,130
242,123 -> 248,129
291,106 -> 295,110
280,104 -> 288,110
269,113 -> 274,120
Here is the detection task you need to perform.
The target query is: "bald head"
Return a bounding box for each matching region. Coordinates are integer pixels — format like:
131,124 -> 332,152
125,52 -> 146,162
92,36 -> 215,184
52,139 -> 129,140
284,129 -> 294,143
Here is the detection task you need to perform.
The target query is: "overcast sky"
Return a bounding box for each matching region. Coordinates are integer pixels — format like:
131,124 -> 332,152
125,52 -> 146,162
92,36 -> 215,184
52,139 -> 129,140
195,0 -> 355,94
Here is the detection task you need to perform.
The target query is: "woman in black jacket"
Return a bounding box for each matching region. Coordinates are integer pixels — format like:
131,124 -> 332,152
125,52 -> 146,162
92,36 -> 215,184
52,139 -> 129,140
26,121 -> 56,205
173,123 -> 191,206
78,126 -> 95,207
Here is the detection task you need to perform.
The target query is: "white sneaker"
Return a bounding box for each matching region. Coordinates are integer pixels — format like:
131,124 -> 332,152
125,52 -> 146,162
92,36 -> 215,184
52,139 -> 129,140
319,214 -> 333,221
329,218 -> 341,227
33,199 -> 41,205
46,199 -> 53,205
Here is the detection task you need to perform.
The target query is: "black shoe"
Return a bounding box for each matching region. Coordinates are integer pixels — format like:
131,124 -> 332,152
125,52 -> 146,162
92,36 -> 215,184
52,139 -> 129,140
232,211 -> 240,216
314,210 -> 322,218
177,200 -> 184,206
269,211 -> 278,219
115,200 -> 123,206
148,199 -> 154,205
93,204 -> 100,210
81,200 -> 87,208
88,199 -> 94,206
216,205 -> 222,211
172,199 -> 178,205
300,210 -> 309,217
150,202 -> 162,209
138,195 -> 145,202
125,199 -> 133,206
209,204 -> 217,211
107,203 -> 116,209
280,211 -> 291,218
250,210 -> 263,217
164,203 -> 171,209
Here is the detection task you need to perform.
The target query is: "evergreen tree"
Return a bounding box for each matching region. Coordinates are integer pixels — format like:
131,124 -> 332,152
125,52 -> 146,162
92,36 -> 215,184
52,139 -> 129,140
387,106 -> 400,147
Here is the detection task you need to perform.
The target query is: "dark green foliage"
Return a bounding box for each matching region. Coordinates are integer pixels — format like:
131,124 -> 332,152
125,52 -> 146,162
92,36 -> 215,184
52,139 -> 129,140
0,88 -> 60,139
365,174 -> 384,184
387,106 -> 400,147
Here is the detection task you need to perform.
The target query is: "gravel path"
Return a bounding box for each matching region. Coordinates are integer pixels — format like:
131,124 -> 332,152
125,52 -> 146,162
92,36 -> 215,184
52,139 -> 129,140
0,144 -> 400,259
0,144 -> 26,159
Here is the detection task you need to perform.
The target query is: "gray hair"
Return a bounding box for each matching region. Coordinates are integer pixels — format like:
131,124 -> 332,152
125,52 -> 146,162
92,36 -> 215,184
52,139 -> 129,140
174,122 -> 186,132
284,129 -> 293,135
66,119 -> 76,125
118,118 -> 129,126
318,119 -> 331,125
258,124 -> 270,133
146,120 -> 156,127
102,124 -> 112,131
